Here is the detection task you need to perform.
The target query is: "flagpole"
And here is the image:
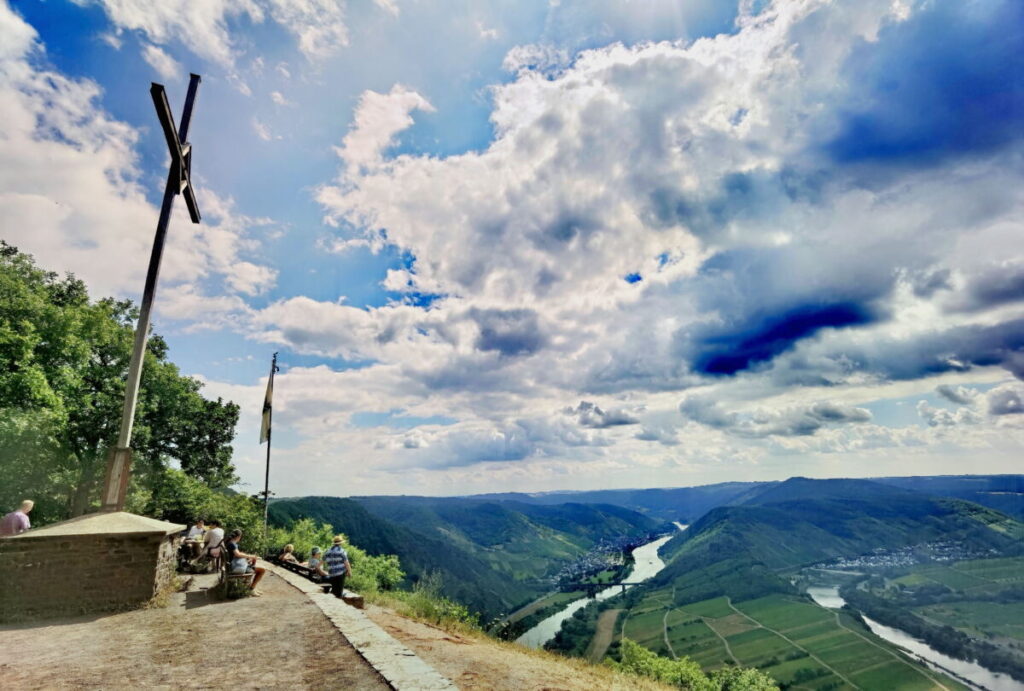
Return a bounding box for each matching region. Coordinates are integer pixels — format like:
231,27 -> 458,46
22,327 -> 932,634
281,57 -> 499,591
262,352 -> 278,540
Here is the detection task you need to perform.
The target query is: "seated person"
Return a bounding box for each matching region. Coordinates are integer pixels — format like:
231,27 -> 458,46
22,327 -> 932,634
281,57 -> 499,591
225,529 -> 267,595
280,543 -> 299,564
185,519 -> 206,559
303,546 -> 328,580
203,519 -> 225,560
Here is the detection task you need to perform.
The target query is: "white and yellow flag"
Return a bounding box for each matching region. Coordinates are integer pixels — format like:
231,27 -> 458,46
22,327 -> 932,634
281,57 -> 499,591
259,353 -> 278,444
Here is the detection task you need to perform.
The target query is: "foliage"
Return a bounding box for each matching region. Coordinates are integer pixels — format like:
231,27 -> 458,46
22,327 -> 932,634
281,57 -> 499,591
383,572 -> 481,632
265,517 -> 406,593
269,496 -> 534,618
139,468 -> 267,553
607,639 -> 778,691
0,243 -> 239,523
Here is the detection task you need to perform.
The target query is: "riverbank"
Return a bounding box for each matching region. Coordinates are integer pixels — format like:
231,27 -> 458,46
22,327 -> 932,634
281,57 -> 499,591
516,526 -> 684,650
807,586 -> 1023,691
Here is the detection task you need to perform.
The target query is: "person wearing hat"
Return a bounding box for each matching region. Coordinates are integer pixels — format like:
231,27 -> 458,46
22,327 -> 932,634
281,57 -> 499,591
324,535 -> 352,598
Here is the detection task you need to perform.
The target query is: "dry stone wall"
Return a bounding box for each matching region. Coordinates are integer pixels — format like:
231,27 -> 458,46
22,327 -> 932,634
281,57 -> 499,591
0,533 -> 179,621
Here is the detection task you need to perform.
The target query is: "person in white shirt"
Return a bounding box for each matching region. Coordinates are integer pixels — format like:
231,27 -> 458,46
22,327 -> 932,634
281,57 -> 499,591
204,519 -> 225,557
185,519 -> 205,559
186,519 -> 205,539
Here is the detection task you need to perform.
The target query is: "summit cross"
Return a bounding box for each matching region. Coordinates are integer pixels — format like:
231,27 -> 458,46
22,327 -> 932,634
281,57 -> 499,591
100,73 -> 203,512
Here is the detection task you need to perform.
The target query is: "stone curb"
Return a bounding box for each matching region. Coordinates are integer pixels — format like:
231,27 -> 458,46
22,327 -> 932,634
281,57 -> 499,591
264,562 -> 456,691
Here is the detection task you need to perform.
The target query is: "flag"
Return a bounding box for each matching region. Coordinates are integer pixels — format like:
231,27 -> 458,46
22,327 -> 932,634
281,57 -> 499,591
260,353 -> 278,444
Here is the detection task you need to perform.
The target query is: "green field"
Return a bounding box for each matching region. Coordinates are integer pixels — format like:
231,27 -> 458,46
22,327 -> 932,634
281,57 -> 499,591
615,593 -> 967,690
916,601 -> 1024,640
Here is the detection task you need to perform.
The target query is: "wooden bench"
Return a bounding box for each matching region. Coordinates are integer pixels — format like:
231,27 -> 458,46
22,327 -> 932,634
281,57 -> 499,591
219,556 -> 255,599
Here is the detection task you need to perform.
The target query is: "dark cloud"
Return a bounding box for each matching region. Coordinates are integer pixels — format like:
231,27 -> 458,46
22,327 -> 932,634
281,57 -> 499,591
988,386 -> 1023,416
857,318 -> 1024,381
826,0 -> 1024,167
690,301 -> 879,375
564,400 -> 639,428
469,307 -> 546,356
956,262 -> 1024,312
634,424 -> 680,446
910,268 -> 952,298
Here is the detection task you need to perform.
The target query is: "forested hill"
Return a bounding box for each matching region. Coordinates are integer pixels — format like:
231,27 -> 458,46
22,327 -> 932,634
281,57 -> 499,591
646,477 -> 1024,605
352,496 -> 662,583
268,496 -> 537,617
269,495 -> 660,618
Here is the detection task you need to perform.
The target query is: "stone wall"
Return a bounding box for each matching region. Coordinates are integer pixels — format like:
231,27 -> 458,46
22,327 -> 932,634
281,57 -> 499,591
0,533 -> 179,621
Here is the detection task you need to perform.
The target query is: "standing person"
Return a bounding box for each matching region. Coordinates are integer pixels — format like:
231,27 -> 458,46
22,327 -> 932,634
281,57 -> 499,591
225,529 -> 267,596
324,535 -> 352,599
0,500 -> 33,537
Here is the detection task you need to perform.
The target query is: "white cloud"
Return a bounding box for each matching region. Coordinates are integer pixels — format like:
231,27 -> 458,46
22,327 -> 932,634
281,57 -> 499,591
331,85 -> 434,172
270,90 -> 294,106
264,0 -> 349,62
0,4 -> 274,326
374,0 -> 399,18
71,0 -> 263,67
252,117 -> 273,141
141,43 -> 181,80
74,0 -> 355,67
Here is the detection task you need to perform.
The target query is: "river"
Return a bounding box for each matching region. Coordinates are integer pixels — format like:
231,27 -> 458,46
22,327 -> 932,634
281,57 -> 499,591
516,522 -> 687,649
806,586 -> 1023,691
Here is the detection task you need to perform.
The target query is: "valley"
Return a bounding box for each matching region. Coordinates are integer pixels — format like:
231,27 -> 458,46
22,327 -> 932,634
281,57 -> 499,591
268,474 -> 1024,690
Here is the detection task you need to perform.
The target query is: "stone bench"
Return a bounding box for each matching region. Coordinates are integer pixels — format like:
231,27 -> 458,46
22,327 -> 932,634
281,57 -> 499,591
269,556 -> 363,608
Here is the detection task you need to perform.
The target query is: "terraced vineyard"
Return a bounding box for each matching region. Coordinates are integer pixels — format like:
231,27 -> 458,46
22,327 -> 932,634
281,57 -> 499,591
619,591 -> 967,691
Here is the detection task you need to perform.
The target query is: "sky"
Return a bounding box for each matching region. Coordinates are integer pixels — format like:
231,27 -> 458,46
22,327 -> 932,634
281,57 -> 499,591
1,0 -> 1022,498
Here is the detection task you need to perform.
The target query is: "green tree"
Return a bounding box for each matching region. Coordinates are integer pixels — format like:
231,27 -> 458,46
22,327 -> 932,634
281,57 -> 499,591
0,242 -> 240,523
607,639 -> 778,691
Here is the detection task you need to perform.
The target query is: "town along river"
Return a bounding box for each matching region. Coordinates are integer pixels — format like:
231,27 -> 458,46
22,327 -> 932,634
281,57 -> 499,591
516,523 -> 687,649
806,586 -> 1023,691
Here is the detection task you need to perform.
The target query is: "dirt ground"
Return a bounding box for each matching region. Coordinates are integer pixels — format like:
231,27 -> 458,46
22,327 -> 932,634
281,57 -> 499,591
364,604 -> 672,691
585,609 -> 622,663
0,570 -> 388,690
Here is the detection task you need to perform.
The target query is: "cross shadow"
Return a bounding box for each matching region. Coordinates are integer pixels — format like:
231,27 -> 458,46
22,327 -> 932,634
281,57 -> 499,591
184,588 -> 234,610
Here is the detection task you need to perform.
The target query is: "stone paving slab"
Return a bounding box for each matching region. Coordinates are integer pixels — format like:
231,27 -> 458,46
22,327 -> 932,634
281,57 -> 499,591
266,562 -> 456,691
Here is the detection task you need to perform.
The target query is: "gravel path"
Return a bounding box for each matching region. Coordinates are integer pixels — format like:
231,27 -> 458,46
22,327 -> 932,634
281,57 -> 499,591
0,570 -> 388,689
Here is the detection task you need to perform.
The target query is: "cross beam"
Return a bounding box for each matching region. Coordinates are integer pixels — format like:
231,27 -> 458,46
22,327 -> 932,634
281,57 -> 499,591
100,73 -> 202,512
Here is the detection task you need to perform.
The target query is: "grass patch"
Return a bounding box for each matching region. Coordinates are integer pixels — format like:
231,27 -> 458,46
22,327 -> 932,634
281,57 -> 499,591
679,596 -> 733,619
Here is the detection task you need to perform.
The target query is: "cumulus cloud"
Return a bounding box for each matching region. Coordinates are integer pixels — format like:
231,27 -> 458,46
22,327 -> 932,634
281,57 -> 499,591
916,401 -> 982,427
331,85 -> 433,172
680,396 -> 872,438
936,384 -> 978,405
565,401 -> 639,429
75,0 -> 357,66
987,385 -> 1024,416
141,43 -> 180,79
0,4 -> 274,324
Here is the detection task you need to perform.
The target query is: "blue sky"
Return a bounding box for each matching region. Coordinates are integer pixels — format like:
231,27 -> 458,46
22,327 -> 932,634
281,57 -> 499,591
1,0 -> 1022,497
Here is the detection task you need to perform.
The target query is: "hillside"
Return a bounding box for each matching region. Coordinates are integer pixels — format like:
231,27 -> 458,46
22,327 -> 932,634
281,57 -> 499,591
652,477 -> 1024,603
352,496 -> 661,583
268,496 -> 536,618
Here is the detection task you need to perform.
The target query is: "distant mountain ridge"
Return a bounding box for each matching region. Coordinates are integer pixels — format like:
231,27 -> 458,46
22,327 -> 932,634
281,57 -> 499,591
468,474 -> 1024,521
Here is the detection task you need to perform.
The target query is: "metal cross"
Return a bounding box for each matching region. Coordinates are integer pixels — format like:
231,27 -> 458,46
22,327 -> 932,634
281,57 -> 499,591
100,73 -> 202,512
